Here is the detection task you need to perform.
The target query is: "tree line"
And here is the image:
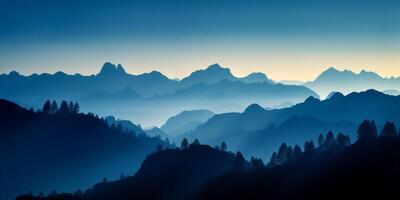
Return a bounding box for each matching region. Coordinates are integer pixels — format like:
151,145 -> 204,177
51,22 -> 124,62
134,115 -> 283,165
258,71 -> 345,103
42,100 -> 80,114
267,120 -> 399,167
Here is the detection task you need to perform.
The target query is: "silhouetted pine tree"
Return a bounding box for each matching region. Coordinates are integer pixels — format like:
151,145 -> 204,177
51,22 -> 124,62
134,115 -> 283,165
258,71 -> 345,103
51,101 -> 58,113
234,151 -> 246,169
42,100 -> 51,113
59,101 -> 69,113
304,141 -> 315,152
250,157 -> 265,169
357,120 -> 378,140
286,146 -> 293,162
336,132 -> 347,147
268,152 -> 278,167
317,133 -> 324,147
192,139 -> 200,145
220,141 -> 227,151
344,135 -> 351,146
380,121 -> 397,137
293,145 -> 302,160
73,102 -> 80,114
324,131 -> 335,146
181,138 -> 189,149
277,143 -> 288,164
68,101 -> 74,113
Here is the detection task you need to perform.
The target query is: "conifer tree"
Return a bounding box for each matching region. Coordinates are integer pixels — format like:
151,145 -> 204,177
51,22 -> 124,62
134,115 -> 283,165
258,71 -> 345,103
234,151 -> 246,169
380,121 -> 397,137
192,139 -> 200,145
268,152 -> 278,167
357,120 -> 378,140
317,134 -> 324,147
51,101 -> 58,113
59,101 -> 69,113
181,138 -> 189,149
68,101 -> 74,113
42,100 -> 51,113
277,143 -> 288,164
293,145 -> 302,160
220,141 -> 227,151
73,102 -> 80,114
325,131 -> 335,146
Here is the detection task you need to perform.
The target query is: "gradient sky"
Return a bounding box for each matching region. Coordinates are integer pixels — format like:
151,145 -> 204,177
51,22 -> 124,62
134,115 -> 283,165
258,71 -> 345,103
0,0 -> 399,81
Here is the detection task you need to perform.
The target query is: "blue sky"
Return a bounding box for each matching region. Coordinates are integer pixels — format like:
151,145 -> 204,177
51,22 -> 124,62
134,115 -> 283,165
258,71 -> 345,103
0,0 -> 399,80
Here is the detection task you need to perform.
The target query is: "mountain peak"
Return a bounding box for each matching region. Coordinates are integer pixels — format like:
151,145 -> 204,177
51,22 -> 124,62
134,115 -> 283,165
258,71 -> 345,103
313,67 -> 356,82
181,63 -> 235,86
243,103 -> 265,114
241,72 -> 274,84
304,96 -> 320,104
327,91 -> 344,100
98,62 -> 127,76
207,63 -> 223,70
9,71 -> 20,76
116,64 -> 126,74
323,67 -> 340,74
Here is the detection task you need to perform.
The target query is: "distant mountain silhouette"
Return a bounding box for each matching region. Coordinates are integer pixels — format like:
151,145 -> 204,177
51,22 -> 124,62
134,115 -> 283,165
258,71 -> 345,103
0,62 -> 179,102
184,90 -> 400,159
0,99 -> 169,200
180,64 -> 237,87
0,62 -> 316,127
180,64 -> 274,87
82,86 -> 142,102
98,63 -> 128,77
240,72 -> 274,84
160,109 -> 215,137
304,67 -> 400,98
160,80 -> 317,102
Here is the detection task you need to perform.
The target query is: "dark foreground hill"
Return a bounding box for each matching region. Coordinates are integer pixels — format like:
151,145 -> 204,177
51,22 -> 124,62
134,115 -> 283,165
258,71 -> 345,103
197,136 -> 400,200
16,127 -> 400,200
16,144 -> 247,200
0,99 -> 169,200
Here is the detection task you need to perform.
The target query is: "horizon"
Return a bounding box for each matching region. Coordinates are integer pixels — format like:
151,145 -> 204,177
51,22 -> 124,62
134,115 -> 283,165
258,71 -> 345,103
1,62 -> 399,82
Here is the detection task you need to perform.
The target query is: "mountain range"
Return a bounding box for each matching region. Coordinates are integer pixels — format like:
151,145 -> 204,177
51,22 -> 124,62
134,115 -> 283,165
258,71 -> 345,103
160,109 -> 215,137
182,90 -> 400,159
0,62 -> 317,127
304,67 -> 400,98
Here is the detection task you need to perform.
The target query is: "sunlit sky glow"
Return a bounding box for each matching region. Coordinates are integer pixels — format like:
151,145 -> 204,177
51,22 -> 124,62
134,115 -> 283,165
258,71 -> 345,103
0,0 -> 399,81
